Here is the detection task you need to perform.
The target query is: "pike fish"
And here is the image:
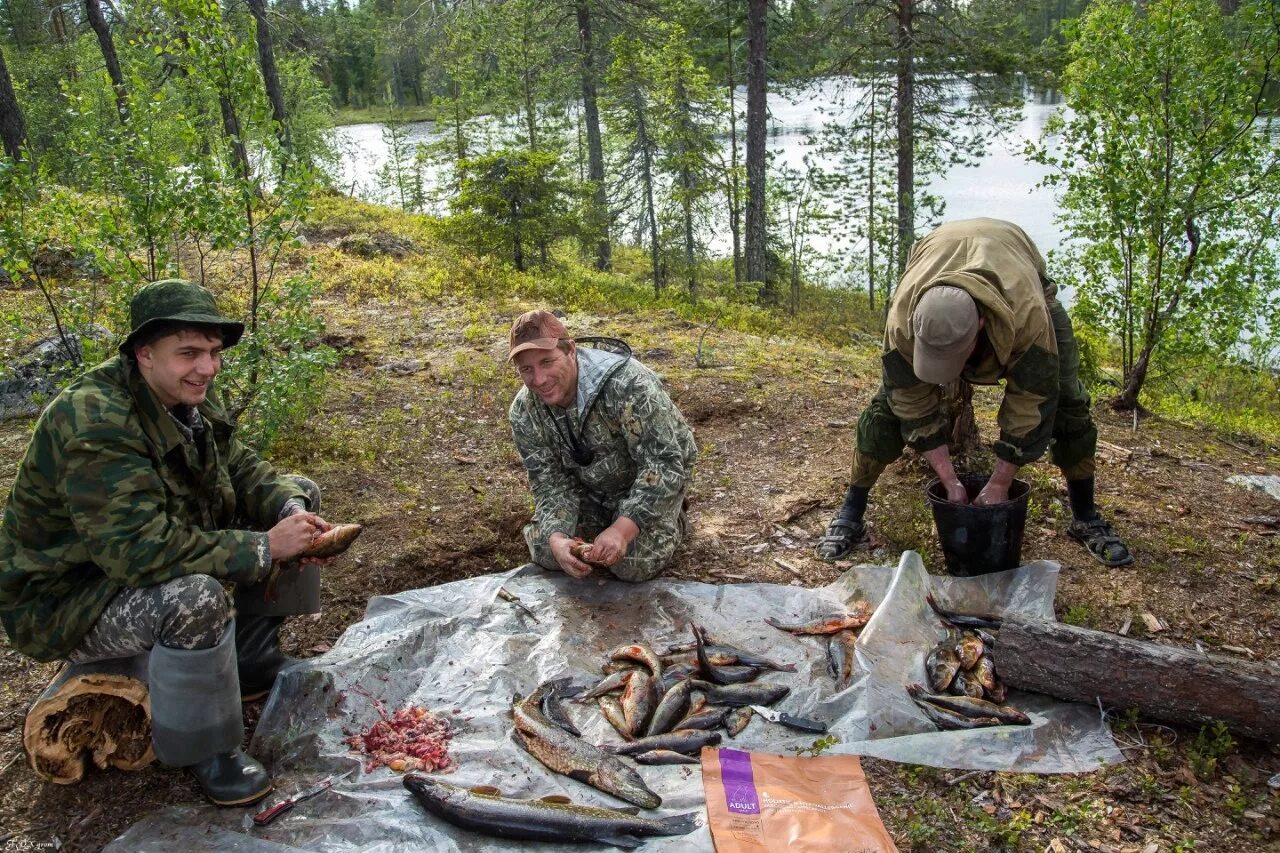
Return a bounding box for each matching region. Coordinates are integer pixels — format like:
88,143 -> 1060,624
688,680 -> 790,707
403,776 -> 697,848
765,601 -> 872,635
604,729 -> 722,757
513,682 -> 661,808
906,684 -> 1030,726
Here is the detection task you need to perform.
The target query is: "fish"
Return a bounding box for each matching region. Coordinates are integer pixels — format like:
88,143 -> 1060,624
496,587 -> 539,622
634,750 -> 701,766
974,628 -> 998,648
663,640 -> 797,673
578,671 -> 634,702
724,706 -> 754,737
691,624 -> 747,685
570,539 -> 610,569
540,680 -> 582,737
972,654 -> 997,692
827,628 -> 858,689
906,684 -> 1030,725
926,644 -> 962,693
300,523 -> 363,558
659,663 -> 698,693
644,680 -> 693,737
926,594 -> 1003,630
672,706 -> 730,731
604,729 -> 722,756
403,775 -> 697,847
956,632 -> 985,670
952,670 -> 985,698
986,679 -> 1008,704
765,602 -> 873,635
608,643 -> 664,678
687,680 -> 790,707
598,695 -> 633,741
619,671 -> 659,737
912,698 -> 1004,731
512,683 -> 661,808
602,660 -> 644,676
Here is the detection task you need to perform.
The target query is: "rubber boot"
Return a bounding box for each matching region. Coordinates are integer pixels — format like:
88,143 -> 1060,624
236,614 -> 299,703
148,620 -> 273,806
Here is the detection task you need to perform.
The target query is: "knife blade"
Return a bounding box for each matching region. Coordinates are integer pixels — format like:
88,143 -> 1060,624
747,705 -> 829,734
253,774 -> 342,826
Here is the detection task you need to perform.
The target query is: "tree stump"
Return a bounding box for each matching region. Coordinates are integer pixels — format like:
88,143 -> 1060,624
942,378 -> 980,457
998,618 -> 1280,743
23,657 -> 154,784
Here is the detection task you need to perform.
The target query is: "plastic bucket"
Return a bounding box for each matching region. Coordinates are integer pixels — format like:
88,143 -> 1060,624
925,475 -> 1030,576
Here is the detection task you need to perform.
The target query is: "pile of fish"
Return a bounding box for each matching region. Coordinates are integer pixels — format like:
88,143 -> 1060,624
910,596 -> 1030,731
764,600 -> 874,690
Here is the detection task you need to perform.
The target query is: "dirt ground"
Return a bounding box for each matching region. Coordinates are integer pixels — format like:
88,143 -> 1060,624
1,284 -> 1278,851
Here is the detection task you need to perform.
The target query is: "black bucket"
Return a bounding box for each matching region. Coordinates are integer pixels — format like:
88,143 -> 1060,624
925,475 -> 1030,576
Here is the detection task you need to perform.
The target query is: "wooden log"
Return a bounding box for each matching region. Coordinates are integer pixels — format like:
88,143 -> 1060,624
998,617 -> 1280,743
23,657 -> 154,784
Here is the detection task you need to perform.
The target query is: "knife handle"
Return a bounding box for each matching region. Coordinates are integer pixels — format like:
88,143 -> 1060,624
253,798 -> 297,826
778,712 -> 829,734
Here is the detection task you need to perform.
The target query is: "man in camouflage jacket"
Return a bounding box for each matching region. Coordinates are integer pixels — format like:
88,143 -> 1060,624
508,310 -> 697,581
0,279 -> 329,805
815,219 -> 1133,567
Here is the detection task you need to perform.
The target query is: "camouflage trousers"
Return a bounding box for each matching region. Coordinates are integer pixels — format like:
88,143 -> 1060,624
525,489 -> 690,583
66,474 -> 320,662
849,295 -> 1098,487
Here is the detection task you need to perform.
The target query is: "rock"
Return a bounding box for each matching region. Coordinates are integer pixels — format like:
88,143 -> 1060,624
336,232 -> 417,259
0,327 -> 111,420
1227,474 -> 1280,501
377,358 -> 425,376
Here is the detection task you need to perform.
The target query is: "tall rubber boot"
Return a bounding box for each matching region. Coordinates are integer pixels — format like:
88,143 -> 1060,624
236,614 -> 299,702
148,619 -> 272,806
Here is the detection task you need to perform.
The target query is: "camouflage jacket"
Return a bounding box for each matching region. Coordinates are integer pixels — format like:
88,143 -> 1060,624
0,356 -> 305,661
882,218 -> 1061,465
509,346 -> 697,553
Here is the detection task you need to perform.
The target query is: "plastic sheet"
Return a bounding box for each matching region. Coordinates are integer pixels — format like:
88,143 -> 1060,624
107,551 -> 1122,851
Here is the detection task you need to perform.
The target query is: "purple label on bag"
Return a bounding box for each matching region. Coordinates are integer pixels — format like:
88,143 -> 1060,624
719,748 -> 761,815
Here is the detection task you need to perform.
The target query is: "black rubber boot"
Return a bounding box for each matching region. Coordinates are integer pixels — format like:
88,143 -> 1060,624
189,749 -> 273,806
236,614 -> 299,703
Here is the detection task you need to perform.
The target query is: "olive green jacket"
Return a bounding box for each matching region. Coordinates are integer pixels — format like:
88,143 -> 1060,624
882,218 -> 1061,465
0,356 -> 304,661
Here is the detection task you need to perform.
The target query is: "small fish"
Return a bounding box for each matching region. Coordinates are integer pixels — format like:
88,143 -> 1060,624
765,602 -> 873,635
663,640 -> 796,673
826,628 -> 858,689
926,594 -> 1003,630
644,680 -> 693,737
687,680 -> 790,707
952,670 -> 985,698
906,684 -> 1029,725
912,698 -> 1004,731
986,679 -> 1008,704
569,538 -> 610,569
956,631 -> 985,670
578,670 -> 634,702
974,628 -> 998,648
403,775 -> 698,846
608,643 -> 664,678
604,729 -> 722,757
602,660 -> 644,676
634,750 -> 701,766
598,695 -> 633,741
300,523 -> 363,558
926,644 -> 962,693
619,671 -> 659,737
724,706 -> 754,737
691,624 -> 745,685
672,706 -> 730,731
659,663 -> 698,693
540,680 -> 582,737
972,654 -> 997,692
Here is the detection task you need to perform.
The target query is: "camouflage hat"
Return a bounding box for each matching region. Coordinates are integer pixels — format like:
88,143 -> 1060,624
119,279 -> 245,355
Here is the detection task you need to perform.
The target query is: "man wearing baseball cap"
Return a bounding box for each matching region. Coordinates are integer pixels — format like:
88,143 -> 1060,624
507,309 -> 697,581
815,219 -> 1132,567
0,279 -> 334,806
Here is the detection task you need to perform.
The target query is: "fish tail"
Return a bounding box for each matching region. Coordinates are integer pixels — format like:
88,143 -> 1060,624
654,811 -> 700,836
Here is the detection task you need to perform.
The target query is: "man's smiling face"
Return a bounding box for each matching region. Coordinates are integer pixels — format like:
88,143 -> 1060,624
135,328 -> 225,409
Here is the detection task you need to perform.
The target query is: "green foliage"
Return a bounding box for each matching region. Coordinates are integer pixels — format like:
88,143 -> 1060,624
1187,721 -> 1235,780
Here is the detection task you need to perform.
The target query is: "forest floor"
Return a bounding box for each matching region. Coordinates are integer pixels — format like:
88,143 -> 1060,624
0,216 -> 1278,852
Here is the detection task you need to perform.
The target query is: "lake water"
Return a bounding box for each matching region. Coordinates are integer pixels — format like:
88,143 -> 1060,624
329,78 -> 1068,276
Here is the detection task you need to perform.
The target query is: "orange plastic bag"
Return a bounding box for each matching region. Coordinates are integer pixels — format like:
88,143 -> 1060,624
701,747 -> 898,853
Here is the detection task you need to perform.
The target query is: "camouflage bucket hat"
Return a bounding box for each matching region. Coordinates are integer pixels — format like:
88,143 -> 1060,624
119,279 -> 245,355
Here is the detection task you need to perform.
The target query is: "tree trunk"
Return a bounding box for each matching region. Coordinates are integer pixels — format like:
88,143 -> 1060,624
635,95 -> 661,295
247,0 -> 291,156
1112,343 -> 1152,412
219,95 -> 251,183
894,0 -> 915,276
683,168 -> 697,300
85,0 -> 129,124
866,79 -> 878,311
726,0 -> 742,284
0,47 -> 25,161
942,379 -> 979,456
744,0 -> 768,297
575,1 -> 610,271
998,617 -> 1280,744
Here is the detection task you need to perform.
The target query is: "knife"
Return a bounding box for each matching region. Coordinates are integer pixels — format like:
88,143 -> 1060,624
747,705 -> 830,734
253,774 -> 342,826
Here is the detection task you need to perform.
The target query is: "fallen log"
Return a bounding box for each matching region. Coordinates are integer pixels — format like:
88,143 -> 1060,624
998,617 -> 1280,743
23,656 -> 154,784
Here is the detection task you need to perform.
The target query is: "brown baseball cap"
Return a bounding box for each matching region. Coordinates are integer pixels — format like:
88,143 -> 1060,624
508,309 -> 569,360
911,286 -> 980,384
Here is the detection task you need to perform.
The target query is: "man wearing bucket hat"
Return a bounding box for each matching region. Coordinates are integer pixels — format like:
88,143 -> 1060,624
816,219 -> 1133,567
0,279 -> 334,806
507,309 -> 697,581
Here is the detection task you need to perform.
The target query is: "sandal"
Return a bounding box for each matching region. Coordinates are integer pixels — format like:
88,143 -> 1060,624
1067,513 -> 1134,566
814,518 -> 868,562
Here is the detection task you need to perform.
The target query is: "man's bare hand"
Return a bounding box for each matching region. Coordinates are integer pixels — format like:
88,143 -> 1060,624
973,482 -> 1010,506
943,480 -> 969,504
587,517 -> 639,567
267,512 -> 324,562
549,533 -> 594,578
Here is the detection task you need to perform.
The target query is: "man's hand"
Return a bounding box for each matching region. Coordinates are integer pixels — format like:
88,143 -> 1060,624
974,459 -> 1021,507
922,445 -> 968,505
549,532 -> 594,578
586,517 -> 639,568
267,512 -> 324,562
